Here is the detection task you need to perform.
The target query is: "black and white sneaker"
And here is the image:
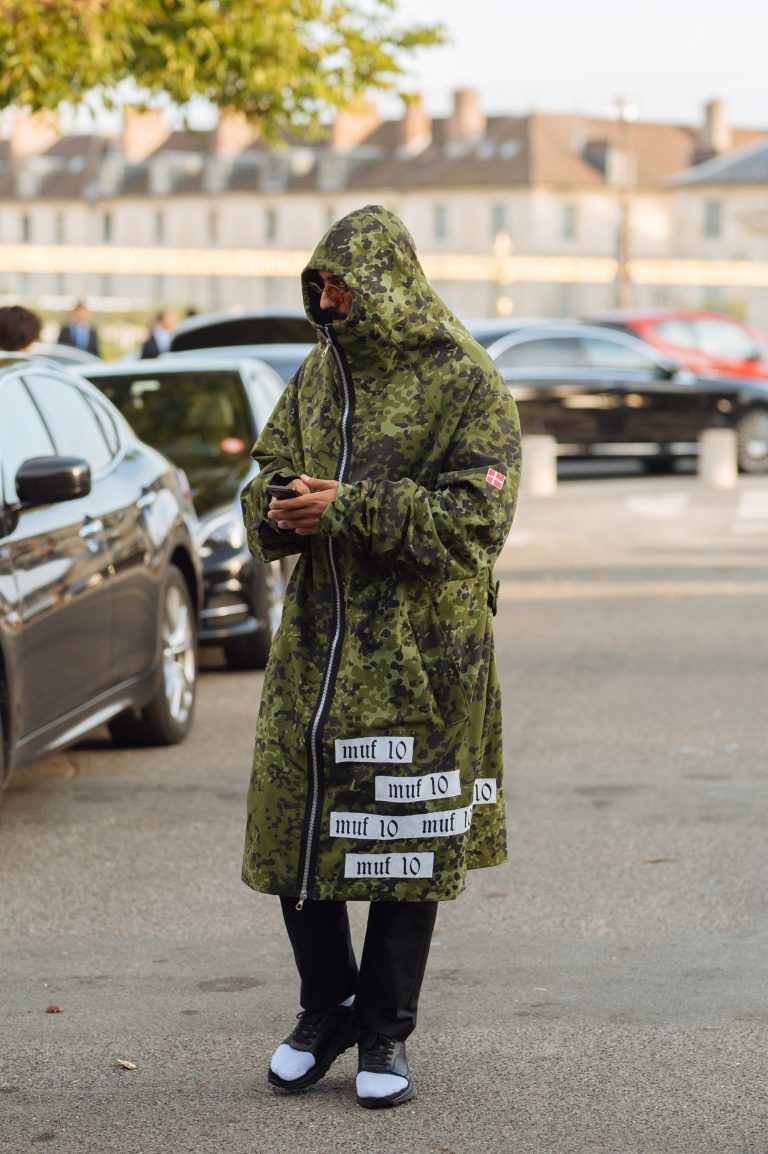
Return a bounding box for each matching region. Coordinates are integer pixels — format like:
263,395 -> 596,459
356,1033 -> 415,1109
268,1005 -> 359,1091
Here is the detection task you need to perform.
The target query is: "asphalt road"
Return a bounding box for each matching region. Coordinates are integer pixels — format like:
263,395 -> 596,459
1,474 -> 767,1154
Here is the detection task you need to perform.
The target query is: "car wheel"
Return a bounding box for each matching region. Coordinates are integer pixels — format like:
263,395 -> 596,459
109,565 -> 198,746
736,408 -> 768,474
224,560 -> 283,671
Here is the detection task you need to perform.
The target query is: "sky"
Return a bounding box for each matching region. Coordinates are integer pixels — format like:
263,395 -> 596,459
395,0 -> 768,129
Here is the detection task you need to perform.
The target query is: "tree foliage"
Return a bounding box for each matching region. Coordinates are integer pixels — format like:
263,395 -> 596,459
0,1 -> 443,135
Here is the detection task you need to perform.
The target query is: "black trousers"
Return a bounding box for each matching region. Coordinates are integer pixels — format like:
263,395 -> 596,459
280,898 -> 438,1042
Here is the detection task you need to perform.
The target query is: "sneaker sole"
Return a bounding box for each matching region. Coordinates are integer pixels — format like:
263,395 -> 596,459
267,1025 -> 359,1092
357,1082 -> 416,1109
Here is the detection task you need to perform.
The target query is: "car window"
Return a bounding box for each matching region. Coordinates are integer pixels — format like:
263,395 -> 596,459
495,336 -> 588,369
0,377 -> 56,502
581,336 -> 657,370
654,320 -> 696,350
90,369 -> 256,515
693,318 -> 760,360
25,373 -> 112,474
92,370 -> 254,450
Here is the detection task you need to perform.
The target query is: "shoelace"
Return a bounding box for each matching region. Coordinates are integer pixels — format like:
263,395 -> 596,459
291,1009 -> 328,1046
361,1034 -> 396,1072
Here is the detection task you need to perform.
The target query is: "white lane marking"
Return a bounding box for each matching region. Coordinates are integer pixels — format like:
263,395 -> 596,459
625,493 -> 690,520
733,489 -> 768,533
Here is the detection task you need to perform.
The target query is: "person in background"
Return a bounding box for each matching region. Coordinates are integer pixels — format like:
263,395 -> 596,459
140,309 -> 175,359
58,301 -> 100,356
0,305 -> 42,351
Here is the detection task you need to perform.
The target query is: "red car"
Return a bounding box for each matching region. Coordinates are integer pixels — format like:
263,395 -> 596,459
598,310 -> 768,382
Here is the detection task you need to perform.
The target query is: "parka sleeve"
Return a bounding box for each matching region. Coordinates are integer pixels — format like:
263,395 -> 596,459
240,376 -> 309,562
318,375 -> 522,582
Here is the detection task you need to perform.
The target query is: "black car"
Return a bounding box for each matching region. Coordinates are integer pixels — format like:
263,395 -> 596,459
485,322 -> 768,473
84,355 -> 287,669
0,355 -> 202,793
169,309 -> 316,353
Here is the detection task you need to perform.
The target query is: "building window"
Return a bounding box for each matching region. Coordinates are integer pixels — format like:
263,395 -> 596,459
102,212 -> 113,243
561,205 -> 577,241
21,214 -> 31,243
704,200 -> 721,239
265,207 -> 278,242
491,204 -> 507,236
101,273 -> 113,297
208,210 -> 219,244
434,204 -> 448,241
55,214 -> 65,244
155,210 -> 165,243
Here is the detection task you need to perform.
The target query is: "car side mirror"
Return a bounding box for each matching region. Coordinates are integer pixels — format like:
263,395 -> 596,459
15,456 -> 91,508
657,360 -> 695,384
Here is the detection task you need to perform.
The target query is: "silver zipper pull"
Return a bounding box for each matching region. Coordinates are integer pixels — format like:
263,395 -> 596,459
295,888 -> 308,911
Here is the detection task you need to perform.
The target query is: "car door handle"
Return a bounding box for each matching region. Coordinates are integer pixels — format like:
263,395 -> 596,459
79,518 -> 104,553
137,490 -> 157,510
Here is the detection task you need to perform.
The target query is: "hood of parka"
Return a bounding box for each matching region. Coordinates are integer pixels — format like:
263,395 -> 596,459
301,204 -> 474,367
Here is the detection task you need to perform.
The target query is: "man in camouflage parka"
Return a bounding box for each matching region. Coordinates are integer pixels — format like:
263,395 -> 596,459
241,205 -> 521,1108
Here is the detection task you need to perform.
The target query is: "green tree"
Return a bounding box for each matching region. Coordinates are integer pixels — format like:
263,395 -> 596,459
0,1 -> 443,136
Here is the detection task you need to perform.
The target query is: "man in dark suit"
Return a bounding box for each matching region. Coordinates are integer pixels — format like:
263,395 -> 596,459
58,301 -> 100,356
141,309 -> 175,359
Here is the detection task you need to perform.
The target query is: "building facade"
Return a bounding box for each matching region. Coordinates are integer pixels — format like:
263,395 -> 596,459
0,93 -> 765,328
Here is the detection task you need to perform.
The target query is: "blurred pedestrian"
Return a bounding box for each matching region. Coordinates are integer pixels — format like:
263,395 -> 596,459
140,309 -> 175,359
0,305 -> 42,351
240,205 -> 521,1109
58,301 -> 100,356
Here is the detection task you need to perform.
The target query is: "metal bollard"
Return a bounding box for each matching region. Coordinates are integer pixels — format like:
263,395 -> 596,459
698,428 -> 738,489
522,434 -> 557,497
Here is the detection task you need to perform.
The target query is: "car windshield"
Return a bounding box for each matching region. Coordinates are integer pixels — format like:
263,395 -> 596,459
93,370 -> 255,514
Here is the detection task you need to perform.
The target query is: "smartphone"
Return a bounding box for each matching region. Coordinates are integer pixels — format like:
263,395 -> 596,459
266,483 -> 300,500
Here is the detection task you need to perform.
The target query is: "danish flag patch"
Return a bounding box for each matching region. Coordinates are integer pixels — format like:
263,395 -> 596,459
485,467 -> 506,490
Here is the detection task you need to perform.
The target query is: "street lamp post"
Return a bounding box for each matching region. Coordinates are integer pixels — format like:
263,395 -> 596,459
492,229 -> 514,316
612,97 -> 638,309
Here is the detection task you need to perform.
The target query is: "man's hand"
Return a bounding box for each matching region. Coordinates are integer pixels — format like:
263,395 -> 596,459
267,475 -> 339,536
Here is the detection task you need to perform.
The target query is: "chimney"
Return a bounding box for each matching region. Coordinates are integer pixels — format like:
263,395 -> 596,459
445,88 -> 486,146
700,99 -> 732,155
400,95 -> 432,153
331,99 -> 381,152
10,111 -> 59,161
214,109 -> 256,155
121,108 -> 171,163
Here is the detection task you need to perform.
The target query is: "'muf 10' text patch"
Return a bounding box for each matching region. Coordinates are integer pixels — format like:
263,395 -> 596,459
335,736 -> 414,763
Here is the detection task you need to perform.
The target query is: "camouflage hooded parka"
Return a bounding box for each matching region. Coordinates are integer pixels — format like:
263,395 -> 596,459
241,206 -> 521,904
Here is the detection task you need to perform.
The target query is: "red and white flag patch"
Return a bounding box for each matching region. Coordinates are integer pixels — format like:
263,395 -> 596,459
485,467 -> 506,490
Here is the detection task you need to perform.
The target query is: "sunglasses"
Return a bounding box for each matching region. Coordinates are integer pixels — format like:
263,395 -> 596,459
309,277 -> 350,302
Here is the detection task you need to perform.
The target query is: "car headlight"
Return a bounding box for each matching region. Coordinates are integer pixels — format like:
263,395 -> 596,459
195,506 -> 245,557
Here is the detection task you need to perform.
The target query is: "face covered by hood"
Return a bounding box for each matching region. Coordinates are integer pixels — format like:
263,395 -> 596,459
302,205 -> 469,360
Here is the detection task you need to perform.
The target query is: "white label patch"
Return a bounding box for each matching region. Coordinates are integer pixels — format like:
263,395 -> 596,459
345,852 -> 434,879
473,778 -> 498,804
335,736 -> 414,764
330,804 -> 473,841
375,770 -> 461,804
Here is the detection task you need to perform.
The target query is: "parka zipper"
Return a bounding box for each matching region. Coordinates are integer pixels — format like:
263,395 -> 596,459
296,325 -> 353,909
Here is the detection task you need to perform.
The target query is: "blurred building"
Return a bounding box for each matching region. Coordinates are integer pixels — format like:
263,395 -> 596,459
0,94 -> 765,325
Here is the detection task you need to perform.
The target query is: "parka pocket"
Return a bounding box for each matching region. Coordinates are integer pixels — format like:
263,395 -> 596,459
404,599 -> 469,730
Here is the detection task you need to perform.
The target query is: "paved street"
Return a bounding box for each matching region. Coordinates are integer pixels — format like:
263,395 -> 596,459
1,474 -> 767,1154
